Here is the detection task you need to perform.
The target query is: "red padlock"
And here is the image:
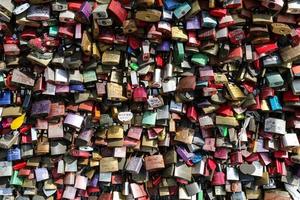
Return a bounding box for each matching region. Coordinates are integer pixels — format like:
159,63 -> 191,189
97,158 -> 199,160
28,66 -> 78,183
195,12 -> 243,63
4,35 -> 19,45
261,87 -> 275,100
56,189 -> 63,200
187,31 -> 200,47
133,87 -> 147,102
21,135 -> 32,144
283,90 -> 300,102
128,36 -> 142,50
275,159 -> 283,175
155,54 -> 164,68
59,26 -> 74,39
229,29 -> 245,44
13,161 -> 27,170
230,151 -> 243,165
255,43 -> 278,57
147,25 -> 163,40
225,46 -> 243,62
186,105 -> 198,122
21,29 -> 37,40
198,29 -> 216,41
219,15 -> 236,28
115,35 -> 128,45
207,157 -> 217,171
87,187 -> 101,194
209,8 -> 227,17
212,164 -> 225,186
152,176 -> 162,186
108,0 -> 128,25
217,105 -> 233,116
244,153 -> 259,163
68,2 -> 82,11
214,148 -> 228,160
98,31 -> 115,44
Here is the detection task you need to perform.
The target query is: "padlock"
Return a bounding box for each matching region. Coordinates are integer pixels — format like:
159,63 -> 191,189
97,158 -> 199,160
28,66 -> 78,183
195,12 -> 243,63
174,2 -> 191,19
27,5 -> 50,21
224,0 -> 242,8
75,1 -> 92,24
171,26 -> 188,42
52,0 -> 67,11
7,147 -> 21,161
163,52 -> 174,80
132,86 -> 147,102
108,0 -> 128,24
264,116 -> 286,135
265,72 -> 284,88
0,1 -> 14,22
212,164 -> 225,186
191,53 -> 209,66
287,1 -> 300,14
201,11 -> 217,28
184,0 -> 200,18
126,156 -> 143,174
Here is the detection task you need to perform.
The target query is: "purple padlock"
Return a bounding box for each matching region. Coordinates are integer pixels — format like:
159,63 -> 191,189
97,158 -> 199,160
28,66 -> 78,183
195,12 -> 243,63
156,41 -> 171,52
31,100 -> 51,117
76,1 -> 92,24
176,146 -> 194,161
186,16 -> 201,30
89,174 -> 99,187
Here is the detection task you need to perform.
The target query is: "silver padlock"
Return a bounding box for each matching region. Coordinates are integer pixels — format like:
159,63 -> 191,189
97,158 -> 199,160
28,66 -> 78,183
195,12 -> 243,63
185,182 -> 201,196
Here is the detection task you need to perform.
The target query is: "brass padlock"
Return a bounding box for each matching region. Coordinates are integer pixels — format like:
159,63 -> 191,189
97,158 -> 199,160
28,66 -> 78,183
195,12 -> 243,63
102,50 -> 121,65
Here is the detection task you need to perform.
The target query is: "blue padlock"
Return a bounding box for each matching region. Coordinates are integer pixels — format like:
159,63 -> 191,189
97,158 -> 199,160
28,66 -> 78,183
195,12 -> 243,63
156,41 -> 171,52
127,46 -> 135,55
70,84 -> 85,93
174,2 -> 191,19
7,147 -> 21,161
269,95 -> 282,111
164,0 -> 181,10
0,90 -> 12,106
192,154 -> 202,164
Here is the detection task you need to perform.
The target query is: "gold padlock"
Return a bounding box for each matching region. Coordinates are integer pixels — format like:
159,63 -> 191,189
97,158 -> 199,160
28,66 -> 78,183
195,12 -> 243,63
92,43 -> 100,59
102,50 -> 121,65
226,83 -> 246,100
81,30 -> 92,56
107,125 -> 124,139
171,26 -> 188,42
271,23 -> 292,35
135,9 -> 161,22
107,82 -> 127,101
123,19 -> 138,34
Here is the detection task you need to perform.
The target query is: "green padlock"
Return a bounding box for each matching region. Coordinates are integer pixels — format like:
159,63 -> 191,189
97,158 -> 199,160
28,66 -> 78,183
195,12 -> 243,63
49,26 -> 58,37
130,63 -> 139,71
10,171 -> 23,186
265,72 -> 284,88
83,70 -> 97,83
174,42 -> 184,64
218,126 -> 228,137
142,111 -> 157,127
197,190 -> 204,200
191,53 -> 209,66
